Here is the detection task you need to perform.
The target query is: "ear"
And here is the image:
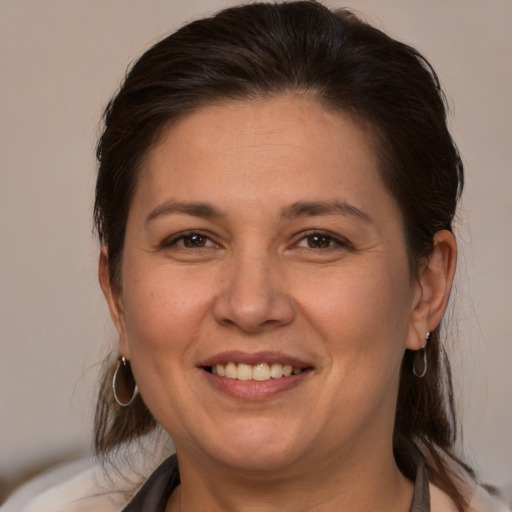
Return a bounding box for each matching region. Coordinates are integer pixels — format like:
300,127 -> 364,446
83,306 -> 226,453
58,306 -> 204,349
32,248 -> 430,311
98,247 -> 130,358
406,230 -> 457,350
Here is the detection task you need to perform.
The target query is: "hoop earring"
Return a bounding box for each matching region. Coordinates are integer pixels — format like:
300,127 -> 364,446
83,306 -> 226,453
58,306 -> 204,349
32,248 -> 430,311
112,356 -> 138,407
413,332 -> 430,378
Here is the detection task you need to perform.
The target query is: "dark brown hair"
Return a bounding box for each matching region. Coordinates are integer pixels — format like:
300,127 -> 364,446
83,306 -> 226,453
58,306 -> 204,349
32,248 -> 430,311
94,2 -> 470,509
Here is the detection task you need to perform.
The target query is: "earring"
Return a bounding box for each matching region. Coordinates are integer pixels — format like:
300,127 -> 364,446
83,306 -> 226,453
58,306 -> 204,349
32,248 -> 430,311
112,356 -> 138,406
413,332 -> 430,378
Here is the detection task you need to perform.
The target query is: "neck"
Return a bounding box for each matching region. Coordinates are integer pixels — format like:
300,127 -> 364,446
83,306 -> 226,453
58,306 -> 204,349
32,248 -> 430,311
167,442 -> 414,512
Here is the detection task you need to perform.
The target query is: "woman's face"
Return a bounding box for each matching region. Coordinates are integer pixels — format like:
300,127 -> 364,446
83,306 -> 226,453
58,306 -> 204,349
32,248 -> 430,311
104,94 -> 428,474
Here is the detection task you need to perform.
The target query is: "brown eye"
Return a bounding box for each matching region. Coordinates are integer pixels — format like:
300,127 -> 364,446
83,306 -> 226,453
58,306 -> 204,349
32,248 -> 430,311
163,231 -> 219,251
307,234 -> 332,249
183,234 -> 207,247
295,231 -> 350,253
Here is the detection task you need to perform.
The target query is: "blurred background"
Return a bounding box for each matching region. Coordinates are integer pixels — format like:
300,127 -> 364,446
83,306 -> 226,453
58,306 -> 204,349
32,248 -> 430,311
1,0 -> 511,502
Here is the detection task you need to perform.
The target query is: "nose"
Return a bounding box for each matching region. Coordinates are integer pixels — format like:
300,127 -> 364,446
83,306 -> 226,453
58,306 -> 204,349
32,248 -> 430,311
213,251 -> 295,333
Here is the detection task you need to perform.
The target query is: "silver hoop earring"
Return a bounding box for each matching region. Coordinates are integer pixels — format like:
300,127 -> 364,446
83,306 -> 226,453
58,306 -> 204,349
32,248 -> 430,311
413,332 -> 430,378
112,356 -> 138,407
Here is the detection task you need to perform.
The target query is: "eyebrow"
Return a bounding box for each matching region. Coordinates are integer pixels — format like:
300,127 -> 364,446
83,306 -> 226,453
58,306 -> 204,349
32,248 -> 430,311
144,199 -> 373,227
145,200 -> 225,227
280,201 -> 373,224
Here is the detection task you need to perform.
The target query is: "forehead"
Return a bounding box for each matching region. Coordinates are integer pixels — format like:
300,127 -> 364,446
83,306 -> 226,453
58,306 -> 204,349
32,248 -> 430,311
137,94 -> 386,205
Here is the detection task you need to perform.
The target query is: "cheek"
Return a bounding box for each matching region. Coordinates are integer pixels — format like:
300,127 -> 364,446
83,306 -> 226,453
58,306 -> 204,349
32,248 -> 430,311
297,262 -> 412,379
119,271 -> 209,422
120,262 -> 212,367
302,261 -> 411,334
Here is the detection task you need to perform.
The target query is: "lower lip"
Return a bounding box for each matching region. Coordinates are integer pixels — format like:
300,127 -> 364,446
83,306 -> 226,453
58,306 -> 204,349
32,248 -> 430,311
202,369 -> 310,400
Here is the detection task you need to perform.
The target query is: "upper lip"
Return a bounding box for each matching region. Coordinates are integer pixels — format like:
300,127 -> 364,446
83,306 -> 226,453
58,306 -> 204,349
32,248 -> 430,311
199,350 -> 313,369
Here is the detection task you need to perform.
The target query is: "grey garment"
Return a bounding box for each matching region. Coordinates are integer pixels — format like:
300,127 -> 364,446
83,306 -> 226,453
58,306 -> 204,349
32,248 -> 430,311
410,444 -> 431,512
122,447 -> 430,512
122,454 -> 180,512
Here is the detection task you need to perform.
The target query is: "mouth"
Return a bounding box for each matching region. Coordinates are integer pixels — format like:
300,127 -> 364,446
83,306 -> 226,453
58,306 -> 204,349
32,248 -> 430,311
204,362 -> 307,381
199,351 -> 313,398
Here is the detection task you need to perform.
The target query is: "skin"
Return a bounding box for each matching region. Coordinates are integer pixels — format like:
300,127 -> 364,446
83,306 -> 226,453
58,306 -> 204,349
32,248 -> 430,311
100,94 -> 457,512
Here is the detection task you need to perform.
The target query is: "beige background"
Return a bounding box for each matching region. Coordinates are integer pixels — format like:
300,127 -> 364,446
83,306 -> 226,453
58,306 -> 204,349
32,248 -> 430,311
1,0 -> 511,488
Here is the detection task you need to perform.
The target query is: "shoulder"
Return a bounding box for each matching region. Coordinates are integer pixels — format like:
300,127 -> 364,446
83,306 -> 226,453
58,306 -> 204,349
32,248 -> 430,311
467,485 -> 511,512
1,432 -> 175,512
0,458 -> 133,512
430,482 -> 511,512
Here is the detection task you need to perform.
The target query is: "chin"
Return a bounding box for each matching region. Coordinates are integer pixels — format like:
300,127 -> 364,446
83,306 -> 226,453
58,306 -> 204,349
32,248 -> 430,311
213,445 -> 305,474
188,419 -> 313,474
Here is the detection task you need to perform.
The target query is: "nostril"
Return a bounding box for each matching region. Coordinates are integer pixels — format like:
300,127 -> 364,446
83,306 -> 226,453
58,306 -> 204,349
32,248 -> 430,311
212,290 -> 295,333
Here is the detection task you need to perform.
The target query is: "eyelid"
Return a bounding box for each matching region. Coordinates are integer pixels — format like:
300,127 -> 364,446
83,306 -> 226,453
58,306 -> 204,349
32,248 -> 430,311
294,230 -> 353,250
159,229 -> 351,251
161,230 -> 220,249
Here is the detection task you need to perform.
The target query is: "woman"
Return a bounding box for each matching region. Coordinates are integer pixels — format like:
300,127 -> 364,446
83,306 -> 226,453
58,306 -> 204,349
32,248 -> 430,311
4,2 -> 509,511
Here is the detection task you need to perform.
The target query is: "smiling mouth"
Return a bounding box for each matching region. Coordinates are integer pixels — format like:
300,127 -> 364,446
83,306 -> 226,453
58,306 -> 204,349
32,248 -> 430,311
204,362 -> 308,381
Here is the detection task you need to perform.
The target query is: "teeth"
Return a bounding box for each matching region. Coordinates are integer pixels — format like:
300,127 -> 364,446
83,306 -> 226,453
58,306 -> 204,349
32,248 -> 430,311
253,363 -> 270,381
210,362 -> 303,381
270,363 -> 283,379
225,362 -> 237,379
237,363 -> 252,381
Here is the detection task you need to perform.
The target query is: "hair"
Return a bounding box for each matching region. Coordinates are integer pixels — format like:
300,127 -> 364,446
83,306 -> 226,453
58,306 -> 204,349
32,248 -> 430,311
94,2 -> 471,509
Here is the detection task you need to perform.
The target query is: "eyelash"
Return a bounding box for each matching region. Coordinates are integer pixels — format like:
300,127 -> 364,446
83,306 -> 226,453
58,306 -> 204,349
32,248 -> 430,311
162,231 -> 218,249
294,231 -> 352,252
162,230 -> 351,252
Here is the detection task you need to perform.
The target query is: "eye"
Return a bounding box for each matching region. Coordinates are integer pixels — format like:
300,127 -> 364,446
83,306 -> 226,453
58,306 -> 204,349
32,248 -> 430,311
164,231 -> 218,249
296,231 -> 348,250
302,234 -> 334,249
181,233 -> 208,248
